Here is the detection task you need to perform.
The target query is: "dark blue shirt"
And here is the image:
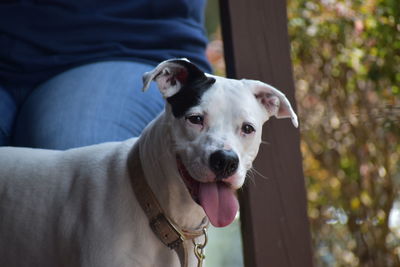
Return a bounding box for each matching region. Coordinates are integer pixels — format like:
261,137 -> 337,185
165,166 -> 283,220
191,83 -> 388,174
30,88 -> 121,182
0,0 -> 211,87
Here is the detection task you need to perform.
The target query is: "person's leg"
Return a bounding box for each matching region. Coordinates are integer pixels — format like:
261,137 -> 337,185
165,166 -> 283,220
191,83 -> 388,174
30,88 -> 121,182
12,61 -> 164,149
0,86 -> 17,146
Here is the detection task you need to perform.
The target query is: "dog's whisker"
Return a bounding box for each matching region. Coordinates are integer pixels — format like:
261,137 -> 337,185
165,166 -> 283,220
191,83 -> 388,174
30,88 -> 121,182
249,168 -> 269,180
244,170 -> 257,186
260,140 -> 270,145
246,173 -> 256,186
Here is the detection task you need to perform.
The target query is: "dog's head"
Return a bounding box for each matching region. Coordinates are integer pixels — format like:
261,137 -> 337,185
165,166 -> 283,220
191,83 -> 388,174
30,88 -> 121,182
143,59 -> 298,227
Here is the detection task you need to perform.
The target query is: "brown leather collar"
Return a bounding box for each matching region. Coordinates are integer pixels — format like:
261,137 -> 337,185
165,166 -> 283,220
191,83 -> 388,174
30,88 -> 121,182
127,145 -> 208,267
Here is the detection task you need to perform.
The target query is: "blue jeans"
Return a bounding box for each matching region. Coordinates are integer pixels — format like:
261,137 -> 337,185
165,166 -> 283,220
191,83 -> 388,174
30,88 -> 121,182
0,61 -> 164,149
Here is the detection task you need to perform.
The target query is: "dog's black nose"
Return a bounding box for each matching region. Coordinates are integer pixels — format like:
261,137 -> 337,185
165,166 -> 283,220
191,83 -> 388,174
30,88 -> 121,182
209,150 -> 239,179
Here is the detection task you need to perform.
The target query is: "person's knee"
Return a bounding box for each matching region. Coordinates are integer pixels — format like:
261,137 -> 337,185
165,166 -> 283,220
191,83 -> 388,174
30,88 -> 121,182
11,89 -> 131,149
12,61 -> 164,149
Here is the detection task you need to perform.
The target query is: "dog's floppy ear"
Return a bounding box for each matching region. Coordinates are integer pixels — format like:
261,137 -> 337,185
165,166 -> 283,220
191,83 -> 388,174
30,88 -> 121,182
142,58 -> 216,118
245,80 -> 298,127
142,58 -> 206,98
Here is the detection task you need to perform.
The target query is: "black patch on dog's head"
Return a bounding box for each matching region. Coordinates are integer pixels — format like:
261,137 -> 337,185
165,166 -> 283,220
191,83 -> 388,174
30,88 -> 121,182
166,60 -> 216,118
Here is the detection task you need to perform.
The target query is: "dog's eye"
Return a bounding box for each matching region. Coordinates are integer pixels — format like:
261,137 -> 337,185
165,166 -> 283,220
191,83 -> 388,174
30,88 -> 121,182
186,115 -> 204,125
242,123 -> 255,134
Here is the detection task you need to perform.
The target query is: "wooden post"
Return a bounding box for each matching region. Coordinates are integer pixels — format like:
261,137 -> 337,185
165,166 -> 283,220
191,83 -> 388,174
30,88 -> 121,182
219,0 -> 314,266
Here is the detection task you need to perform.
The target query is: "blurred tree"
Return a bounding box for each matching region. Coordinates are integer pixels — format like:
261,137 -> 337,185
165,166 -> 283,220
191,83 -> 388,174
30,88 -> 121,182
287,0 -> 400,266
205,0 -> 226,76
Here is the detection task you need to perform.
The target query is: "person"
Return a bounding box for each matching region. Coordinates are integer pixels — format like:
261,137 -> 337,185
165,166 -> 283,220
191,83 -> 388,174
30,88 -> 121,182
0,0 -> 212,149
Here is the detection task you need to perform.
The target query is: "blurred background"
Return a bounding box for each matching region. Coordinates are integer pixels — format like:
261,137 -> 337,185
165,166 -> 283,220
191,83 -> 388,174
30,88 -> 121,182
204,0 -> 400,266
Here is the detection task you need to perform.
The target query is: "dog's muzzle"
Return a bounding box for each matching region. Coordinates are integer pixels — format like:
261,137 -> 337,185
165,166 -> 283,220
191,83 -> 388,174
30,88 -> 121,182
177,152 -> 239,228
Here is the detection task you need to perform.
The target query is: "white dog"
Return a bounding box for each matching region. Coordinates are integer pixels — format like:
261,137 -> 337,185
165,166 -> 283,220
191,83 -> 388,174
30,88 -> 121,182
0,59 -> 298,267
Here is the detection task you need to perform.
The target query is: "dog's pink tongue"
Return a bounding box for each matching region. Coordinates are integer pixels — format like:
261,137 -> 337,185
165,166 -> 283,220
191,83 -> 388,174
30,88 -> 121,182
199,182 -> 239,227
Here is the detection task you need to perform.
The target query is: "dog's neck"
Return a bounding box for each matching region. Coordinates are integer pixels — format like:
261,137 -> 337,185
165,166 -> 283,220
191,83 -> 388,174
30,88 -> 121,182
136,111 -> 206,230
